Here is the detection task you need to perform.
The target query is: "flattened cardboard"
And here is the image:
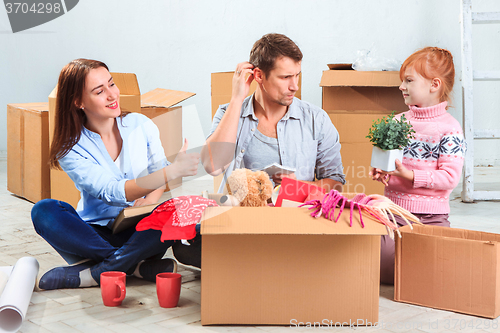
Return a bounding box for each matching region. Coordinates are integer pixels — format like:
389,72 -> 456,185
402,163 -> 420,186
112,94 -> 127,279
7,103 -> 50,203
201,206 -> 387,325
48,77 -> 194,208
395,224 -> 500,318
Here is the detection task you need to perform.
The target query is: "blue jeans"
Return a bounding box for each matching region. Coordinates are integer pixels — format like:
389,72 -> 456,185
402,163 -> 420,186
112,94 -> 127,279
31,199 -> 174,284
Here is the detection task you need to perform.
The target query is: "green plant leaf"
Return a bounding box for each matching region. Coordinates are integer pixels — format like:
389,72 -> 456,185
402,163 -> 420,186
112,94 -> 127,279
366,111 -> 415,150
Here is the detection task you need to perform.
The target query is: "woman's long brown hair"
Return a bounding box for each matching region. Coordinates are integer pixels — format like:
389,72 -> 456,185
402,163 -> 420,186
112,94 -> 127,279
49,59 -> 109,169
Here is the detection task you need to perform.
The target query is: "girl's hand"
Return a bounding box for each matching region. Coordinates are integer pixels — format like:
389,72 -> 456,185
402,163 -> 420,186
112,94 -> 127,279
390,159 -> 414,182
369,159 -> 414,186
369,168 -> 390,186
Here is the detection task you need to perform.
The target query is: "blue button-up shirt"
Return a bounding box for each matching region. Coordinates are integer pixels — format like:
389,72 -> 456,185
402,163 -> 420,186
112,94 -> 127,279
208,95 -> 345,193
59,113 -> 168,226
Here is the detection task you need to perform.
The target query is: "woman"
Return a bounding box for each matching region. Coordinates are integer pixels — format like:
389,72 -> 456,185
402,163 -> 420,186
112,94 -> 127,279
32,59 -> 200,290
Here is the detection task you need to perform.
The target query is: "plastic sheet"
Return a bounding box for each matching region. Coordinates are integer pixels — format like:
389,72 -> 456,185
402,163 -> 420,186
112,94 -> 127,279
352,49 -> 401,71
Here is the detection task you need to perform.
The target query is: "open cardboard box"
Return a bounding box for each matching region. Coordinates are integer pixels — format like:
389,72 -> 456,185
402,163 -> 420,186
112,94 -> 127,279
321,64 -> 407,195
200,205 -> 387,325
395,224 -> 500,318
48,73 -> 194,208
7,103 -> 50,203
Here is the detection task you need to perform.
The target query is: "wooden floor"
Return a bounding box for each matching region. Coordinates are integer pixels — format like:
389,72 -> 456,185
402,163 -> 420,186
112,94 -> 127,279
1,151 -> 499,333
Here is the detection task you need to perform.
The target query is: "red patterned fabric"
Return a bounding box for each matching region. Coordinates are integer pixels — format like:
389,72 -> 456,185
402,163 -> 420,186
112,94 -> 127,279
136,196 -> 218,241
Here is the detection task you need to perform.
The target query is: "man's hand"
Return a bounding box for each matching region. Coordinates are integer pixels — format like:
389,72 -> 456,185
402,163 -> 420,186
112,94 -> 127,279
232,62 -> 255,102
272,173 -> 296,186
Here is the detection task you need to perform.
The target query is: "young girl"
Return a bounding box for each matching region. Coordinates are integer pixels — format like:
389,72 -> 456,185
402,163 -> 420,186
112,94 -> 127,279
370,47 -> 465,284
31,59 -> 200,290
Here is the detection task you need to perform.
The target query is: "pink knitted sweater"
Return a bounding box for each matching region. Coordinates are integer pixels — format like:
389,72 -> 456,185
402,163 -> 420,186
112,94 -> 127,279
385,102 -> 465,214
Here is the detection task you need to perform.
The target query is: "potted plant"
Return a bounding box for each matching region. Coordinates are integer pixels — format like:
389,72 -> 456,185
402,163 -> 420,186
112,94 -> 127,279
366,111 -> 415,172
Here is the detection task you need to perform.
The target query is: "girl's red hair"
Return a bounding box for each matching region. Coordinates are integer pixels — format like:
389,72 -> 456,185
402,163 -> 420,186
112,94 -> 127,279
400,47 -> 455,104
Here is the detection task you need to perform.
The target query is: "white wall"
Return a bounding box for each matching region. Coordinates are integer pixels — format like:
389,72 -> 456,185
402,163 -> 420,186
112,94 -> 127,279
1,0 -> 499,166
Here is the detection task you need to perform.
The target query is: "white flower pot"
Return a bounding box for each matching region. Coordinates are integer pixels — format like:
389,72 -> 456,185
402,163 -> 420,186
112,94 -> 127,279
370,146 -> 403,172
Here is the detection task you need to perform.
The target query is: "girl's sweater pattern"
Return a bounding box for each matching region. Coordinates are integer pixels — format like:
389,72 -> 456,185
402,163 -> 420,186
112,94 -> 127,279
385,102 -> 465,214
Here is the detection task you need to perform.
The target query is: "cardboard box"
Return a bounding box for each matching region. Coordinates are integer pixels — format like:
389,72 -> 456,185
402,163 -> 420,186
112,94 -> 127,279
200,206 -> 387,325
7,103 -> 50,203
211,72 -> 302,191
395,224 -> 500,318
48,75 -> 194,208
321,64 -> 407,195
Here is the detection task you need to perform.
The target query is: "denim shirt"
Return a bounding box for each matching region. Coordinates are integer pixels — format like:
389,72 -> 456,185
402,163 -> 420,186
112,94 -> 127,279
208,95 -> 345,193
59,113 -> 169,226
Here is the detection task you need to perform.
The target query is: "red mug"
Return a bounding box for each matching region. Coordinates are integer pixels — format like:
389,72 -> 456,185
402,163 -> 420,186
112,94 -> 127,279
156,272 -> 181,308
100,271 -> 126,307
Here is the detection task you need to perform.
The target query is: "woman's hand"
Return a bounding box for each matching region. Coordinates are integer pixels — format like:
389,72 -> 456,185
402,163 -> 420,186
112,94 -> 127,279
168,139 -> 200,180
133,197 -> 155,207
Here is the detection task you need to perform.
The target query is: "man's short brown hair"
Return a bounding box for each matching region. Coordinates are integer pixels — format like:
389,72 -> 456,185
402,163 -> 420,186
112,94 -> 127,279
249,33 -> 303,76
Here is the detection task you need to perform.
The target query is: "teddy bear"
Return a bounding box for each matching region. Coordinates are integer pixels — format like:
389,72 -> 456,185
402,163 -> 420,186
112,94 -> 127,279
225,168 -> 274,207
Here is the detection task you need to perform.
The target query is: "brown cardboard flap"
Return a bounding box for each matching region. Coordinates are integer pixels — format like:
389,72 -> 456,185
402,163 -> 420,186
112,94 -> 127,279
111,73 -> 140,95
320,70 -> 401,87
141,88 -> 195,108
400,224 -> 500,243
395,224 -> 500,318
201,206 -> 387,236
327,63 -> 353,70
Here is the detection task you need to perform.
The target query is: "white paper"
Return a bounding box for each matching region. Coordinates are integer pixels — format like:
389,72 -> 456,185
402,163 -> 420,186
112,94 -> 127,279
259,163 -> 296,176
0,272 -> 9,296
281,199 -> 303,208
0,257 -> 39,333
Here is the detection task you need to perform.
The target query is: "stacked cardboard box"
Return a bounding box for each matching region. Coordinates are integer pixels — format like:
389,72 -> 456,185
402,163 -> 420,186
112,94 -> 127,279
395,224 -> 500,318
210,72 -> 302,192
201,206 -> 387,325
7,103 -> 50,203
320,64 -> 407,195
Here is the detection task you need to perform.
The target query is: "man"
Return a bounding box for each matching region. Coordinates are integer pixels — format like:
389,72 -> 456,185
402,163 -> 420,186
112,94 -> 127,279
203,33 -> 345,192
173,34 -> 346,269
